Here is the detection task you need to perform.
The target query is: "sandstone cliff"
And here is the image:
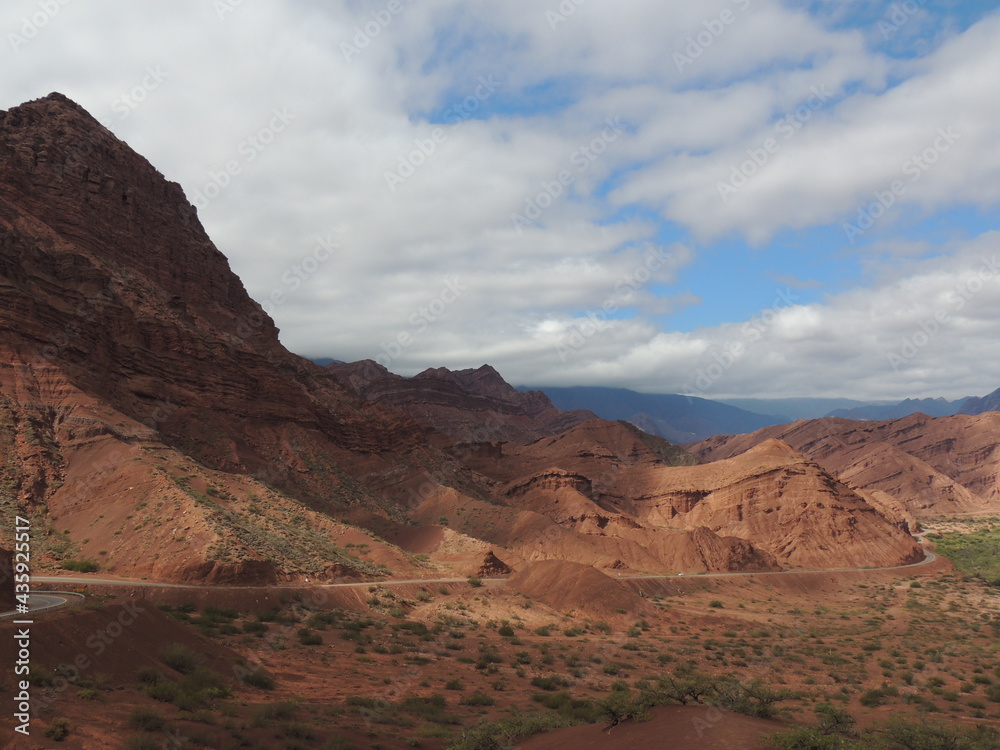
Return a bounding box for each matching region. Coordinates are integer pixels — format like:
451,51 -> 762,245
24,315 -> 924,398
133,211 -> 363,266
691,414 -> 1000,517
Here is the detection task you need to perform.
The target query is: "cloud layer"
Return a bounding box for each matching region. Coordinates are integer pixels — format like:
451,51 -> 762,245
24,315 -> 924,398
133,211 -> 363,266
3,0 -> 999,400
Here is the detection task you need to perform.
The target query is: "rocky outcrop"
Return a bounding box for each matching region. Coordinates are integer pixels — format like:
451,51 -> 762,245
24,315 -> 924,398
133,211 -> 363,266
691,414 -> 1000,516
501,559 -> 648,617
477,550 -> 512,577
327,360 -> 596,444
958,386 -> 1000,416
0,93 -> 930,583
0,547 -> 13,609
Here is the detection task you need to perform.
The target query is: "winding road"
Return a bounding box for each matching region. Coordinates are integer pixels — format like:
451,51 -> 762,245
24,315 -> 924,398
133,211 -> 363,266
4,539 -> 938,619
0,591 -> 85,619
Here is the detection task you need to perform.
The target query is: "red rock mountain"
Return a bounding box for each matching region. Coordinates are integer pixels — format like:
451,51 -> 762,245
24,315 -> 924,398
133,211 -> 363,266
0,93 -> 922,584
326,359 -> 596,443
691,413 -> 1000,518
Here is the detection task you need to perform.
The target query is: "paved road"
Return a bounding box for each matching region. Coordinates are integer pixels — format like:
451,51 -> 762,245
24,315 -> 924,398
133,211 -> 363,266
625,548 -> 938,580
28,575 -> 508,590
16,539 -> 937,616
0,591 -> 85,619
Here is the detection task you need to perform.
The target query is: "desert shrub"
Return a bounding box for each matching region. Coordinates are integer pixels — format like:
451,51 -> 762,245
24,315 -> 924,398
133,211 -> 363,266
145,680 -> 180,703
497,624 -> 515,637
530,675 -> 570,691
28,665 -> 55,687
448,713 -> 568,750
880,715 -> 999,749
61,559 -> 99,573
251,700 -> 298,727
531,691 -> 602,723
461,691 -> 496,707
467,577 -> 483,588
815,703 -> 856,737
859,688 -> 887,708
244,668 -> 276,690
43,717 -> 70,741
128,707 -> 166,732
702,676 -> 791,719
771,727 -> 862,749
298,628 -> 323,646
598,689 -> 651,725
160,644 -> 199,675
243,619 -> 269,635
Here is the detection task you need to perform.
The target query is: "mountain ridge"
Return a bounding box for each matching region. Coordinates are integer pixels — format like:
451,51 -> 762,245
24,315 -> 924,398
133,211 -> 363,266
0,93 -> 923,585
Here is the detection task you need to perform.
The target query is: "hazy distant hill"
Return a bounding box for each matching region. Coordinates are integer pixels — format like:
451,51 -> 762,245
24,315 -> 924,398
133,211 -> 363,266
522,386 -> 783,442
825,397 -> 965,421
958,387 -> 1000,416
716,397 -> 876,421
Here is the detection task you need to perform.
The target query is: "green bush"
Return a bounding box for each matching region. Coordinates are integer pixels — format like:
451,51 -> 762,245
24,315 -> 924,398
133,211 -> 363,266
160,644 -> 199,675
298,628 -> 323,646
61,559 -> 99,573
43,717 -> 70,741
128,707 -> 166,732
461,691 -> 496,707
244,668 -> 276,690
858,688 -> 886,708
447,713 -> 568,750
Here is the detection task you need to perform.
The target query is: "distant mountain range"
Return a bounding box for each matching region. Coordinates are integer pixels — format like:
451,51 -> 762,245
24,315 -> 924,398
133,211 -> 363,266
519,386 -> 1000,442
517,386 -> 785,443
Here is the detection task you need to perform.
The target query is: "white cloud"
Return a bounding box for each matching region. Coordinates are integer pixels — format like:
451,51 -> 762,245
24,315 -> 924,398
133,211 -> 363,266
2,1 -> 998,400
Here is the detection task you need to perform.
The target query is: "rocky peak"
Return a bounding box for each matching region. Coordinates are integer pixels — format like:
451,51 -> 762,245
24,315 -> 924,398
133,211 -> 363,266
0,92 -> 277,350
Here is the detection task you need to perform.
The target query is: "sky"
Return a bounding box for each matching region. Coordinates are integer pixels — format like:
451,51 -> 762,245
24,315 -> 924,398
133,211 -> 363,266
3,0 -> 1000,401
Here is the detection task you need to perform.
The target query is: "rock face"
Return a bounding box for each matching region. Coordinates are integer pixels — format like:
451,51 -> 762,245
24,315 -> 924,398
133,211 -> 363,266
691,414 -> 1000,517
477,550 -> 512,577
959,386 -> 1000,416
501,559 -> 648,618
327,360 -> 596,444
0,93 -> 924,583
0,548 -> 13,609
0,93 -> 453,581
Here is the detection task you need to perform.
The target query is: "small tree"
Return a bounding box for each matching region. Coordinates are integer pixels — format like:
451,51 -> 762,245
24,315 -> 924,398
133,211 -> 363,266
598,689 -> 651,730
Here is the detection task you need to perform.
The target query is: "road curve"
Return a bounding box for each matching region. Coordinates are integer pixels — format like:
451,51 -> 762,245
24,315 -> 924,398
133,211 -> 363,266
0,591 -> 86,619
26,539 -> 938,595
